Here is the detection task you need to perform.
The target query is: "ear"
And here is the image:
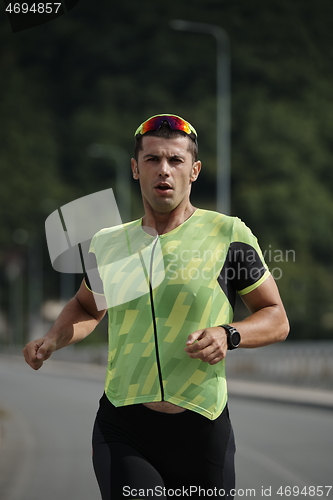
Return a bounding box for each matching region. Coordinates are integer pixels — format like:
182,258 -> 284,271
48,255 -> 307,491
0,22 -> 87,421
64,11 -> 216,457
131,158 -> 139,180
190,160 -> 201,182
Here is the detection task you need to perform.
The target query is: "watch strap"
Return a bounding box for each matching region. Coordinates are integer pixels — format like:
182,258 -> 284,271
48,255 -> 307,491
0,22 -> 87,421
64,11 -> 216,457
219,324 -> 241,350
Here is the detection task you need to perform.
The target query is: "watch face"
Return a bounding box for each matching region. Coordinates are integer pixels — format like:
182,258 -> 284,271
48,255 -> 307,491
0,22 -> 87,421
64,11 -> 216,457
231,331 -> 241,347
221,325 -> 241,349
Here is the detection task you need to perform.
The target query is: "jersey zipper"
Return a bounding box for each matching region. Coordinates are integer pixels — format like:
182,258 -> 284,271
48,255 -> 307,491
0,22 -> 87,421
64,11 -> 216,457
148,237 -> 165,401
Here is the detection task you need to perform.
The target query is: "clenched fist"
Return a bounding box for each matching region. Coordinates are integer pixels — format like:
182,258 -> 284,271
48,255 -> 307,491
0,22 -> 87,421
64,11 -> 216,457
23,336 -> 58,370
184,327 -> 228,365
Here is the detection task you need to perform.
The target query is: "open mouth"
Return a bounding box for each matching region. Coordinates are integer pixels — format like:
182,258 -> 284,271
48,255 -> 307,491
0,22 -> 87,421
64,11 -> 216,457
155,183 -> 172,193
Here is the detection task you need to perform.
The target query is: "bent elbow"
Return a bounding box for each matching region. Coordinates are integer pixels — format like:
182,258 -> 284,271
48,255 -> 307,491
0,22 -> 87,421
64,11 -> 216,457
278,316 -> 290,343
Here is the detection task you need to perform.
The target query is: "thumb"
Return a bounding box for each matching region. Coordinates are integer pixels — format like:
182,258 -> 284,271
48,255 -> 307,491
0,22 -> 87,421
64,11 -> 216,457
36,339 -> 55,360
186,329 -> 205,346
36,349 -> 45,359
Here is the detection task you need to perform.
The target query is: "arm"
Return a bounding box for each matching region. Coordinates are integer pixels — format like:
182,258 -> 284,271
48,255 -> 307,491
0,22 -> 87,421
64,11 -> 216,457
23,279 -> 107,370
185,275 -> 289,365
232,275 -> 289,347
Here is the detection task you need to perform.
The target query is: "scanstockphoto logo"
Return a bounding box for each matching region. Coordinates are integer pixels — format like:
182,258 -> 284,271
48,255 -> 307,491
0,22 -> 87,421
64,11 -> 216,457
45,189 -> 166,311
45,189 -> 294,310
4,0 -> 81,33
262,245 -> 296,280
166,245 -> 295,282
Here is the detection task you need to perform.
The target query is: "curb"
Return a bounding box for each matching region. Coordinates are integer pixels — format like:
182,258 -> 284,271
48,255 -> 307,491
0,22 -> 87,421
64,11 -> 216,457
1,354 -> 333,410
228,379 -> 333,410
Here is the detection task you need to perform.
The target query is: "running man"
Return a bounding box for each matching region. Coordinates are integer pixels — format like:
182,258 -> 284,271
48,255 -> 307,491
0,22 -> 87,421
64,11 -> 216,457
23,114 -> 289,499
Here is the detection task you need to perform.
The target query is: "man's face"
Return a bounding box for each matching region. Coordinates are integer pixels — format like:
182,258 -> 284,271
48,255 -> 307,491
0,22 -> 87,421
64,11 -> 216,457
131,135 -> 201,214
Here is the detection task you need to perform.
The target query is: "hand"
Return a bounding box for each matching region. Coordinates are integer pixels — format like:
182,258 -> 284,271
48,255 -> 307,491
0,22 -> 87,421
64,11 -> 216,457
184,327 -> 228,365
23,336 -> 57,370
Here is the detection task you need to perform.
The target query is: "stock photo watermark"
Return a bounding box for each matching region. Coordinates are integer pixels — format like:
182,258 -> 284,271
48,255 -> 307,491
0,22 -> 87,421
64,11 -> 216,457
262,245 -> 296,280
166,245 -> 296,282
4,0 -> 81,33
45,189 -> 296,312
122,485 -> 332,498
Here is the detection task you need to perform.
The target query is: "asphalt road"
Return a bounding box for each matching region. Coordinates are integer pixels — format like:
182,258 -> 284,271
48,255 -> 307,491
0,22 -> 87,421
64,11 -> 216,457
229,398 -> 333,498
0,356 -> 103,500
0,356 -> 332,500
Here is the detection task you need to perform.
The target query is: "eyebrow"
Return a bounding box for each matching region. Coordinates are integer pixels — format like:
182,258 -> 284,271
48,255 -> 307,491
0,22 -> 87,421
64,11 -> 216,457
143,154 -> 159,159
143,153 -> 185,160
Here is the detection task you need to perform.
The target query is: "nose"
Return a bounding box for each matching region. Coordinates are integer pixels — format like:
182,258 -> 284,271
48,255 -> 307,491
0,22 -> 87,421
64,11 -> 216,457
158,158 -> 171,177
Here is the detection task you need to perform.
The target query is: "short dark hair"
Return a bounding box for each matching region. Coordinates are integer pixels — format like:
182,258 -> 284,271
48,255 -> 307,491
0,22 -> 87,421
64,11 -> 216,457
134,122 -> 198,162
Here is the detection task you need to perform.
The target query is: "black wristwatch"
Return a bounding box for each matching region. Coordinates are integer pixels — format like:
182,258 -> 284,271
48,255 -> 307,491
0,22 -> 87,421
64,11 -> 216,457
219,324 -> 241,350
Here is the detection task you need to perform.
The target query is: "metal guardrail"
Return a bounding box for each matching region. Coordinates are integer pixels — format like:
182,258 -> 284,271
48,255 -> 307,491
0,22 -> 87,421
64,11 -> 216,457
226,341 -> 333,389
1,341 -> 333,389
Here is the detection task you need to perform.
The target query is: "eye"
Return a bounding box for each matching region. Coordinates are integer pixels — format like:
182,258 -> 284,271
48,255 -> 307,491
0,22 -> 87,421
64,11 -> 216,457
170,156 -> 183,163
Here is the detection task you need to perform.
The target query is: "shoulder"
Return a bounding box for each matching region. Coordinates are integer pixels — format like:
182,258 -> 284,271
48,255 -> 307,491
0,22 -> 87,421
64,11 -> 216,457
90,218 -> 142,252
192,208 -> 233,226
93,218 -> 141,239
193,209 -> 253,239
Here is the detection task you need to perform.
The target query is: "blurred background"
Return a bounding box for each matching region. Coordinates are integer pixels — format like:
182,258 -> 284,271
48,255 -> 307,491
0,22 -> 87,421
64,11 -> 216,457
0,0 -> 332,385
0,4 -> 333,500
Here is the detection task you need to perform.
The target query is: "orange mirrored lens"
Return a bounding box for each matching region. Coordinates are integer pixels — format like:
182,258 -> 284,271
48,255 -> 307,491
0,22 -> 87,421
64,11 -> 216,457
135,114 -> 196,138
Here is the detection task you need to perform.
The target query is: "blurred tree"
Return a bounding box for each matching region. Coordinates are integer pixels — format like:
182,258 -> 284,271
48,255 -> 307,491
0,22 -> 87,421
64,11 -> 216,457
0,0 -> 333,340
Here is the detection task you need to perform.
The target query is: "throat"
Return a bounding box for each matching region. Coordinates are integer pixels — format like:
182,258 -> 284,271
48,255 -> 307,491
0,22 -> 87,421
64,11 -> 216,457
142,205 -> 197,235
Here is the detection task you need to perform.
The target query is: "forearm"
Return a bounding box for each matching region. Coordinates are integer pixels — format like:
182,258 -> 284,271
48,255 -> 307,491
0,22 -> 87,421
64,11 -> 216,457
186,277 -> 289,365
45,295 -> 101,350
231,304 -> 289,348
23,281 -> 106,370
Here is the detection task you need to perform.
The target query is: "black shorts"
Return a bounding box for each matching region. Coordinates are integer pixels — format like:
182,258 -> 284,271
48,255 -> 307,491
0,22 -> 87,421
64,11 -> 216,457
92,393 -> 236,499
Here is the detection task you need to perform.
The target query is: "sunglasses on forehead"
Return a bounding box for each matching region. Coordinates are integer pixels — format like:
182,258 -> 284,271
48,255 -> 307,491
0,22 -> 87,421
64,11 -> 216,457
134,114 -> 198,143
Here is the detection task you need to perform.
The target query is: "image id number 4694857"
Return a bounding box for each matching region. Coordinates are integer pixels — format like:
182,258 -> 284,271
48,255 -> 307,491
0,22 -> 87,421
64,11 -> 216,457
5,3 -> 62,14
276,486 -> 332,497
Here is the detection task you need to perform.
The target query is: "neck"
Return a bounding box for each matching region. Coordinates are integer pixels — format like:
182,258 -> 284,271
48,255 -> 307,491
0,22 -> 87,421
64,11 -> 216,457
142,201 -> 196,235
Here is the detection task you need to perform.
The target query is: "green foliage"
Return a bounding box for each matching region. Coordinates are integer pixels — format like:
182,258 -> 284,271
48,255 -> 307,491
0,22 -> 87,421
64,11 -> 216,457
1,0 -> 333,341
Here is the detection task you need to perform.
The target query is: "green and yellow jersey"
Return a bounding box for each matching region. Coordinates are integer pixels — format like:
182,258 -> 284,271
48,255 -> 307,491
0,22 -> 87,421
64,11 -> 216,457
86,209 -> 270,420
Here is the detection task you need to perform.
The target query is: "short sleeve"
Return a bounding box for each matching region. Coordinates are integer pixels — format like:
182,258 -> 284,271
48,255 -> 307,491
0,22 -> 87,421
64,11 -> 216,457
232,218 -> 270,294
217,218 -> 270,304
83,232 -> 105,295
